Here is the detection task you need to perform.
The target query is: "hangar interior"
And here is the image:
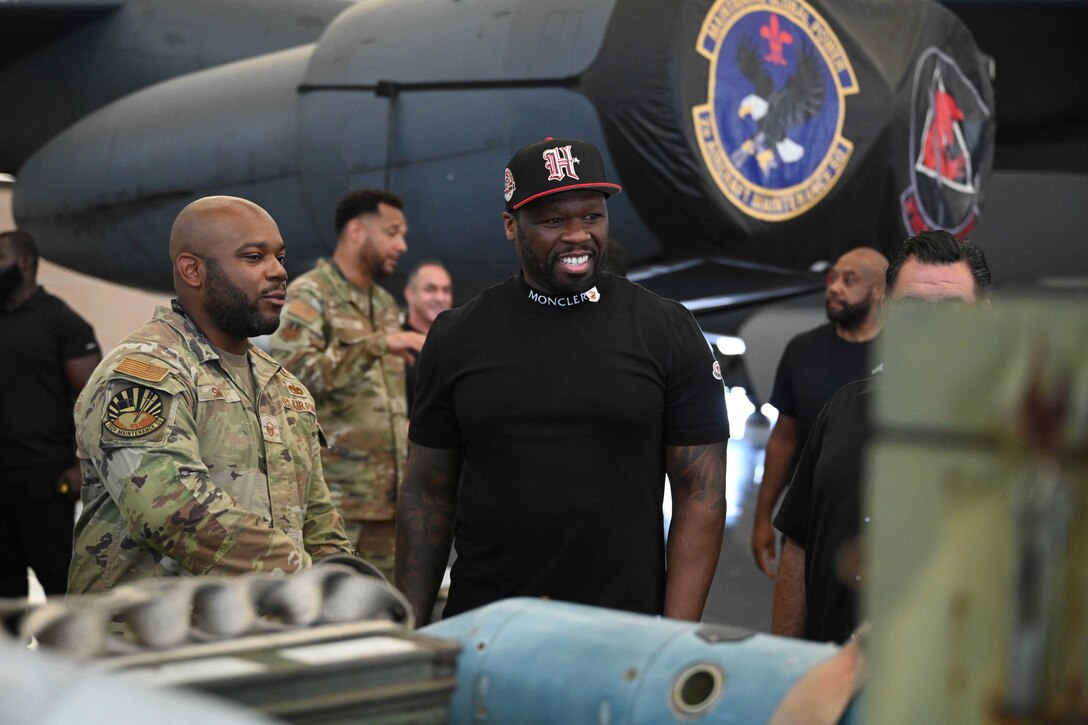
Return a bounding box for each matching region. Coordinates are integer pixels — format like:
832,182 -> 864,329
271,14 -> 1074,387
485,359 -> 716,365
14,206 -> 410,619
1,0 -> 1085,721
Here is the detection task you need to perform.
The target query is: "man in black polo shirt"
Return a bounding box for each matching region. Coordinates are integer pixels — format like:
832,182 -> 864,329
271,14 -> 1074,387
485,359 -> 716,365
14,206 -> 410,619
396,138 -> 730,625
0,230 -> 101,597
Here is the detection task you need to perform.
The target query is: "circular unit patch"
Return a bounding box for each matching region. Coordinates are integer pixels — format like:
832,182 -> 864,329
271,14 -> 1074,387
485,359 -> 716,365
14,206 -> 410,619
105,385 -> 166,438
900,47 -> 991,236
692,0 -> 859,222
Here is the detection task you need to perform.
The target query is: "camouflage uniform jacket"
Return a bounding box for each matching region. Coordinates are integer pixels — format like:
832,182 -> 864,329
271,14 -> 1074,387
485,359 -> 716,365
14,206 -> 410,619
269,259 -> 406,522
69,304 -> 353,594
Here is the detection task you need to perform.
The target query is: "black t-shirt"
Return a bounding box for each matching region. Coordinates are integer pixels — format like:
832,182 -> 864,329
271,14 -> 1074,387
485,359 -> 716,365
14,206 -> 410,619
0,287 -> 100,497
774,378 -> 873,643
769,323 -> 876,471
410,272 -> 729,617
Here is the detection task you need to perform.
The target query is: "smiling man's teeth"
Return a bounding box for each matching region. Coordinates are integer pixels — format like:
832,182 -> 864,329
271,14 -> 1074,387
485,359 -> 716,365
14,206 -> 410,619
561,255 -> 589,266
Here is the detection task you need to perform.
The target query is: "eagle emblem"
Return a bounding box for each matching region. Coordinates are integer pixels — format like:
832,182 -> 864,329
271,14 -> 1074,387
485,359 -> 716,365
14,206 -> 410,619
692,1 -> 858,221
731,35 -> 825,176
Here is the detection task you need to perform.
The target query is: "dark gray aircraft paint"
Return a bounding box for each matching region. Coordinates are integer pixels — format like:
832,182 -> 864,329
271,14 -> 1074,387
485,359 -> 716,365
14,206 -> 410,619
1,0 -> 1083,312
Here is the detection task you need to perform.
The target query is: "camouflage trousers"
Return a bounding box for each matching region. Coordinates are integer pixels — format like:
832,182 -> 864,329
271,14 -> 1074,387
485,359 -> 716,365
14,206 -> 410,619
342,519 -> 396,584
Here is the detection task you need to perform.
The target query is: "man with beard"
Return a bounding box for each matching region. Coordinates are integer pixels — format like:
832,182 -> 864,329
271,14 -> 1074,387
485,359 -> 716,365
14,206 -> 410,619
772,231 -> 991,642
0,231 -> 100,598
68,196 -> 353,593
396,138 -> 730,624
401,260 -> 453,416
750,247 -> 888,578
270,189 -> 424,583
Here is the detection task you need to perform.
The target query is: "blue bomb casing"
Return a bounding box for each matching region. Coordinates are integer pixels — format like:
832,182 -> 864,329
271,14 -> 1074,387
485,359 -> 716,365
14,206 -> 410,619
423,597 -> 860,724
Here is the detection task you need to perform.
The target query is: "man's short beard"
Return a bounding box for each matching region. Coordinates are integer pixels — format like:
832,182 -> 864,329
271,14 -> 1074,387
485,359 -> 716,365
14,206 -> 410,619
826,297 -> 872,330
371,260 -> 392,280
204,258 -> 281,339
516,239 -> 604,296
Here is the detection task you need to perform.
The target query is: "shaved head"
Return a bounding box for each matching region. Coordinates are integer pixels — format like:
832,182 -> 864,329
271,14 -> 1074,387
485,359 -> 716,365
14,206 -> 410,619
169,196 -> 288,352
825,246 -> 889,335
835,247 -> 889,288
170,196 -> 277,268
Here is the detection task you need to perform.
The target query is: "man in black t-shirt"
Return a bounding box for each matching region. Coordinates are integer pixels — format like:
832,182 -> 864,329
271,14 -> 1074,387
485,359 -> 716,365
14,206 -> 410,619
772,231 -> 992,643
751,248 -> 887,577
397,138 -> 730,624
0,230 -> 101,597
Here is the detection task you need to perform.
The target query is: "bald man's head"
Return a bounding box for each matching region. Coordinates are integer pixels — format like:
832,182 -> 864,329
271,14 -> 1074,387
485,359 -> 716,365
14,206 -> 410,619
825,246 -> 889,330
169,196 -> 288,350
836,248 -> 889,284
170,196 -> 277,264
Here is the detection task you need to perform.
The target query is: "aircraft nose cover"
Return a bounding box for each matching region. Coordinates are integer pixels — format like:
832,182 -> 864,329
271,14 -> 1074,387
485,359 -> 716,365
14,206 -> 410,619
582,0 -> 994,267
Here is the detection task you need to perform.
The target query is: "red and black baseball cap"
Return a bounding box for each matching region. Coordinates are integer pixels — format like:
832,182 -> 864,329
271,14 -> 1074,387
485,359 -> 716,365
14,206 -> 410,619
503,137 -> 622,211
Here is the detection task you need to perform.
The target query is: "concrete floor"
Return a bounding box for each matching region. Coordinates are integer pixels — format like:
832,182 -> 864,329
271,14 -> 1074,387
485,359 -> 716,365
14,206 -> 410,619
701,427 -> 775,632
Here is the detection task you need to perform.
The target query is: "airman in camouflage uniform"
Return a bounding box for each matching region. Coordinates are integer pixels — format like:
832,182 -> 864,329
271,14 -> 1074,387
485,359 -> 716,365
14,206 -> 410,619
270,190 -> 424,582
69,196 -> 354,593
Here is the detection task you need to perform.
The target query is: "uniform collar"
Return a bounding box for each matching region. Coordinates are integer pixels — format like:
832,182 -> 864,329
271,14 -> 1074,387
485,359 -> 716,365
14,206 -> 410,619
157,302 -> 218,362
155,301 -> 282,385
319,258 -> 374,309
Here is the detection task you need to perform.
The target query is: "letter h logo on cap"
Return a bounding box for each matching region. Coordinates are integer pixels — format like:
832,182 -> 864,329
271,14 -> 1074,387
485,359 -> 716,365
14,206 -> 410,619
504,137 -> 622,211
543,145 -> 580,181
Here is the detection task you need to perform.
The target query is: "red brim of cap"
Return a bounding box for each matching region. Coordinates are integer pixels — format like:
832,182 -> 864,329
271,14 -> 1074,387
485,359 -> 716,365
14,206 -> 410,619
510,182 -> 623,210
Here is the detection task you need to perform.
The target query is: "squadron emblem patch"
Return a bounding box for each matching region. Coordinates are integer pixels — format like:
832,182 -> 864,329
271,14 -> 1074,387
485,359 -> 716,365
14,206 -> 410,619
692,0 -> 859,221
899,48 -> 991,237
104,385 -> 166,438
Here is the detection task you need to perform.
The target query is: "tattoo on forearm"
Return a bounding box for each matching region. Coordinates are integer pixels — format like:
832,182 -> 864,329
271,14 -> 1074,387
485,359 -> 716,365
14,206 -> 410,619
395,451 -> 460,621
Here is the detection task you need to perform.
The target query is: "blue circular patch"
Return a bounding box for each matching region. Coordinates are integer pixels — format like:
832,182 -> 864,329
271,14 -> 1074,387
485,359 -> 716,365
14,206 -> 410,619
693,0 -> 859,221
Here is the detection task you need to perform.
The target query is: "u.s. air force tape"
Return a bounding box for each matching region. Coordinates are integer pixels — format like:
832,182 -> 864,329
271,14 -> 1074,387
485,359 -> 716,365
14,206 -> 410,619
104,385 -> 167,438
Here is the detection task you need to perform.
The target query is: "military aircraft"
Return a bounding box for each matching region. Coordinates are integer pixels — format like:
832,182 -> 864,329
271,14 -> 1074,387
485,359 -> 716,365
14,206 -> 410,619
1,0 -> 1083,335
